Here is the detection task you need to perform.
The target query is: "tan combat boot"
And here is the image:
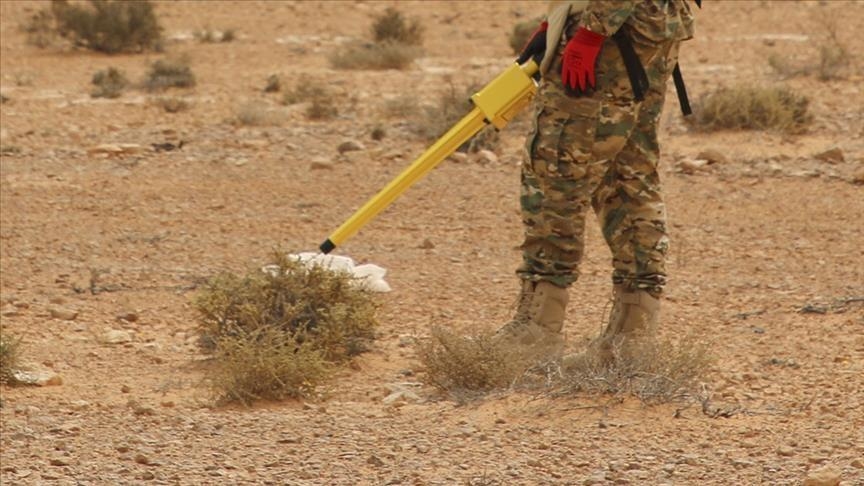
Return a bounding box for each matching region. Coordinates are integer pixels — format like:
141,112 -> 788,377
562,285 -> 659,369
494,280 -> 569,353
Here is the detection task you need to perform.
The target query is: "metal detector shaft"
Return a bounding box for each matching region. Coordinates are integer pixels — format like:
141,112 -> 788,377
319,60 -> 540,254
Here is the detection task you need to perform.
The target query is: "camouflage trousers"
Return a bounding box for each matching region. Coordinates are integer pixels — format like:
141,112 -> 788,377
517,28 -> 681,296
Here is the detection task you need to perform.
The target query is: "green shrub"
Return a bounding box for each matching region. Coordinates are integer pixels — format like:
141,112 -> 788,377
91,67 -> 128,98
372,7 -> 424,46
693,85 -> 811,132
144,57 -> 196,91
50,0 -> 163,53
196,253 -> 377,403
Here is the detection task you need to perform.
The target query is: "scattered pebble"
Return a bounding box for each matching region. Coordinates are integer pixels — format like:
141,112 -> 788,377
100,329 -> 133,344
814,147 -> 845,164
49,307 -> 78,321
337,140 -> 365,154
475,149 -> 498,164
696,148 -> 730,165
803,464 -> 842,486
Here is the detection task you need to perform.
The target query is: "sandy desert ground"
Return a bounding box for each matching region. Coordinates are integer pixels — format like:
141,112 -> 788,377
1,1 -> 863,484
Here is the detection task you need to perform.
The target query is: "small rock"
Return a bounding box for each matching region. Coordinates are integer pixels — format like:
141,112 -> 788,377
696,148 -> 729,165
852,168 -> 864,185
448,152 -> 468,163
11,369 -> 63,386
49,307 -> 78,321
337,140 -> 365,154
88,143 -> 143,156
309,159 -> 334,170
100,329 -> 133,344
475,149 -> 498,164
814,147 -> 845,164
382,389 -> 421,405
367,454 -> 385,467
117,312 -> 138,323
850,459 -> 863,469
776,446 -> 795,457
134,454 -> 151,465
70,400 -> 90,411
141,471 -> 155,480
419,238 -> 435,249
397,335 -> 414,347
803,465 -> 842,486
677,158 -> 709,174
49,457 -> 69,467
120,384 -> 131,393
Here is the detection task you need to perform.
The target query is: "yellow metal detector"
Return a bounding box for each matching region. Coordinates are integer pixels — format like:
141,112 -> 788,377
319,59 -> 540,254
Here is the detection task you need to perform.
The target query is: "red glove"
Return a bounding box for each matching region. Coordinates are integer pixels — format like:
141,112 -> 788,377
561,27 -> 606,93
516,21 -> 548,65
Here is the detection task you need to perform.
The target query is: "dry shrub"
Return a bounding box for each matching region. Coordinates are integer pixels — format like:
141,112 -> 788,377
195,253 -> 377,403
232,101 -> 282,126
264,74 -> 281,93
509,19 -> 542,55
22,9 -> 57,48
414,82 -> 500,152
91,67 -> 128,98
144,57 -> 196,91
329,42 -> 420,71
558,336 -> 711,404
49,0 -> 163,53
382,94 -> 420,119
692,85 -> 811,132
417,327 -> 533,399
283,79 -> 338,120
0,330 -> 21,385
372,7 -> 424,46
208,328 -> 329,405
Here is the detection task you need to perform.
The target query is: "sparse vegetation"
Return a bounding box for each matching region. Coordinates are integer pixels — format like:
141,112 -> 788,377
264,74 -> 281,93
329,42 -> 421,71
91,67 -> 128,98
0,330 -> 21,385
45,0 -> 163,54
557,337 -> 712,404
418,327 -> 532,400
372,7 -> 424,46
767,16 -> 850,81
232,101 -> 282,126
692,85 -> 811,132
282,79 -> 338,120
330,7 -> 423,70
195,253 -> 377,404
414,82 -> 500,152
144,57 -> 196,91
22,9 -> 57,48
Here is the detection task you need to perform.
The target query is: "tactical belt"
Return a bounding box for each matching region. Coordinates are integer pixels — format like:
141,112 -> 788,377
611,30 -> 693,116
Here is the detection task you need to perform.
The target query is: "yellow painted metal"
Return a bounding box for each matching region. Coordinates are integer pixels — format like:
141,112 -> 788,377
320,60 -> 539,253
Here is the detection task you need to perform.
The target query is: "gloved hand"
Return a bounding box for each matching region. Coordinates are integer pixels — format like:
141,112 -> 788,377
516,21 -> 548,65
561,27 -> 606,94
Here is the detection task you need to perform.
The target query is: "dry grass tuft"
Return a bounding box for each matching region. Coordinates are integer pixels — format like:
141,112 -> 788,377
692,85 -> 811,132
329,42 -> 421,71
413,82 -> 500,152
0,329 -> 21,385
557,336 -> 712,404
417,327 -> 533,399
48,0 -> 162,53
232,101 -> 282,126
194,27 -> 235,43
282,79 -> 338,120
91,67 -> 128,98
144,57 -> 196,91
208,328 -> 330,405
195,252 -> 377,404
372,7 -> 424,46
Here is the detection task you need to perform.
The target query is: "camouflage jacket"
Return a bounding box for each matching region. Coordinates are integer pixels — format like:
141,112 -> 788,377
541,0 -> 695,75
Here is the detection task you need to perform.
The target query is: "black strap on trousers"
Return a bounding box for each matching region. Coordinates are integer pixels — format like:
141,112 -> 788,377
611,30 -> 693,116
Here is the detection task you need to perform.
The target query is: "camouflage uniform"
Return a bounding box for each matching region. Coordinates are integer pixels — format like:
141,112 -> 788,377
517,0 -> 694,297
